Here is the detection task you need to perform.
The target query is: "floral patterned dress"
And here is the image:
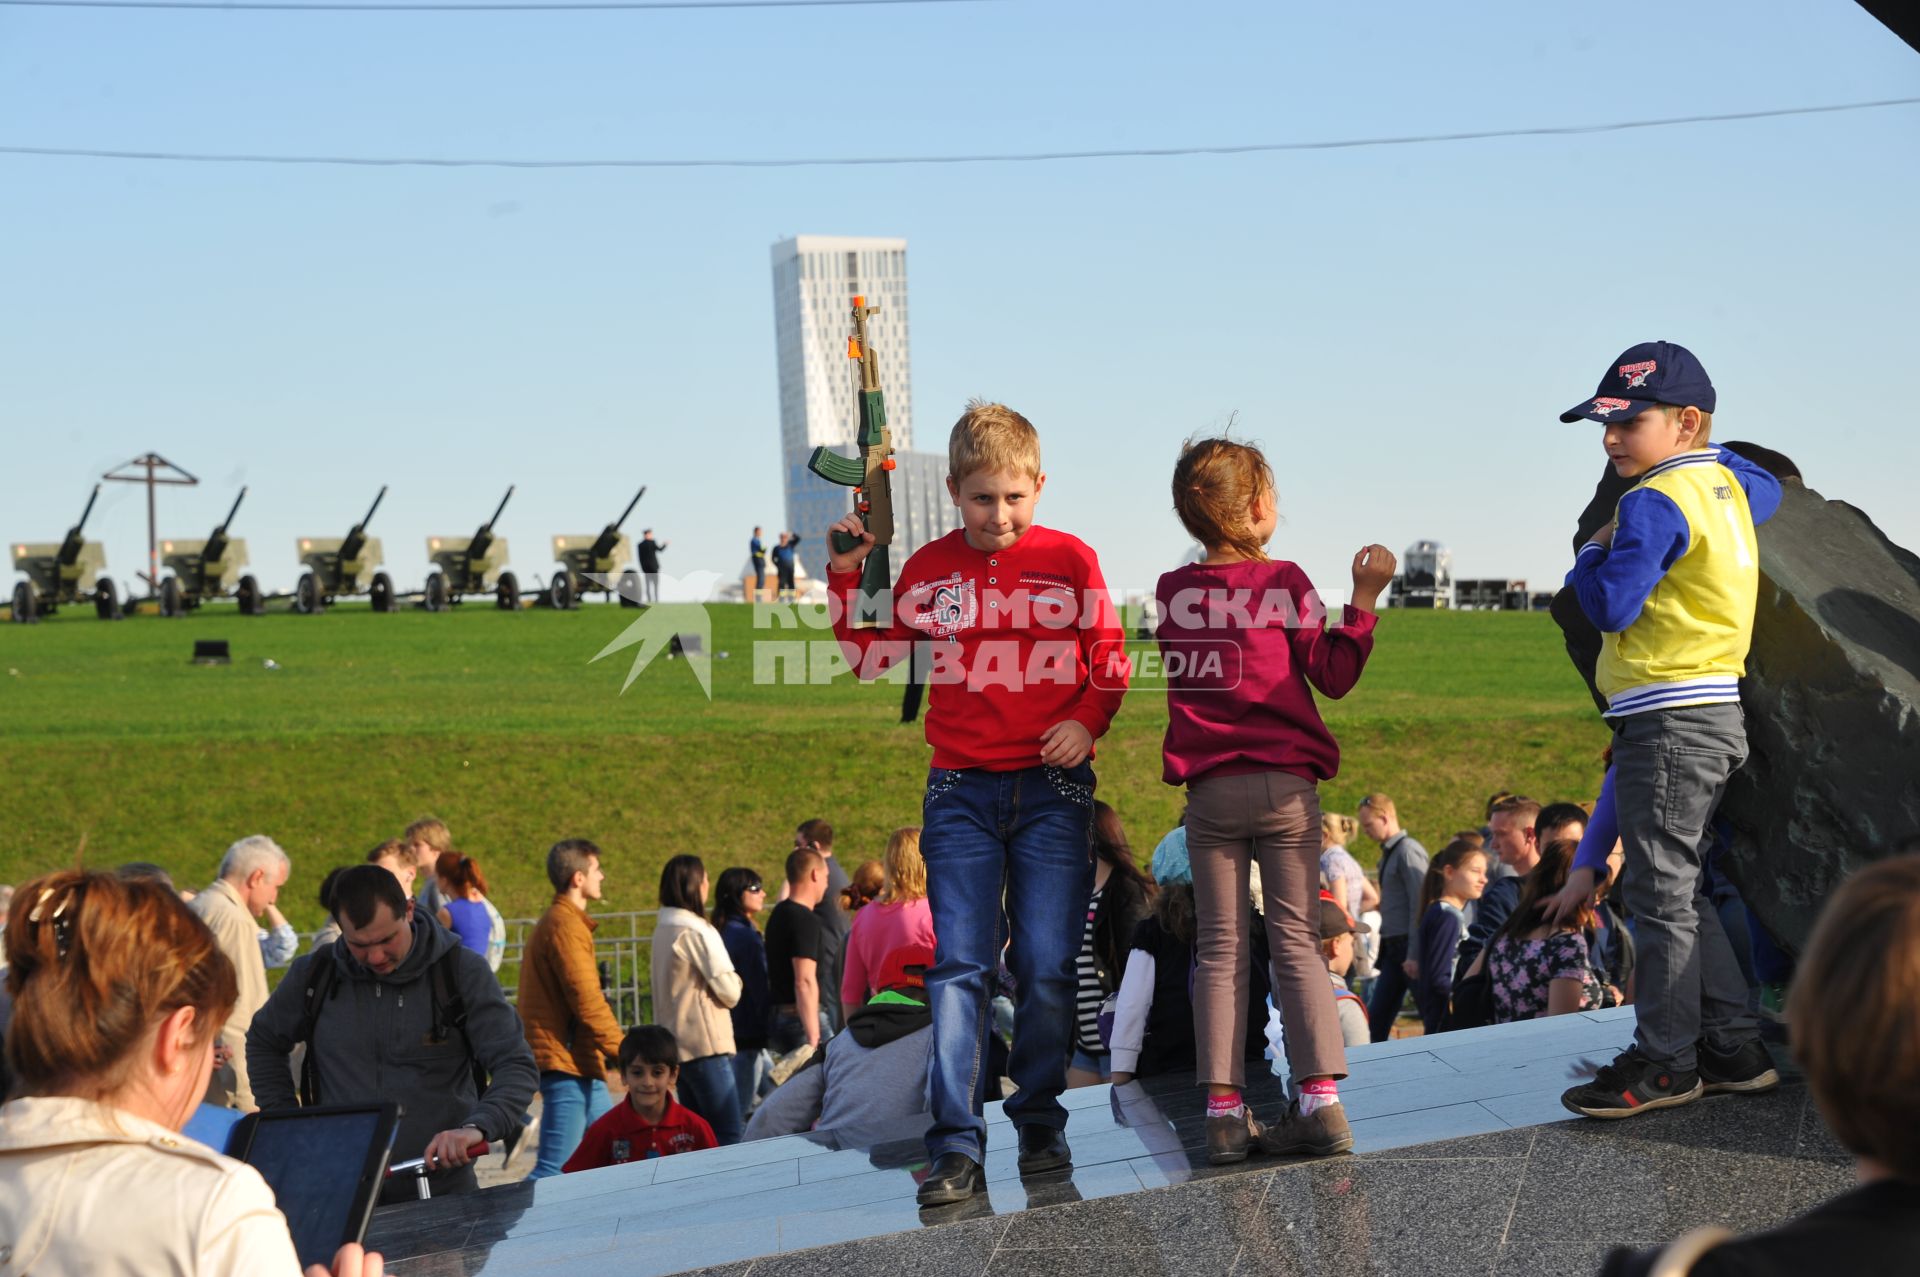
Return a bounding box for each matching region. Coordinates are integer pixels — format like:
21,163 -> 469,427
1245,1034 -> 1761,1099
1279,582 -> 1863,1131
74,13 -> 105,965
1487,930 -> 1600,1023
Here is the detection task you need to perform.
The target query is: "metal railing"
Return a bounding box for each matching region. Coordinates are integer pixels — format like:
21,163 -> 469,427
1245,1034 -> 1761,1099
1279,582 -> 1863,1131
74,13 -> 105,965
296,908 -> 660,1027
496,909 -> 658,1027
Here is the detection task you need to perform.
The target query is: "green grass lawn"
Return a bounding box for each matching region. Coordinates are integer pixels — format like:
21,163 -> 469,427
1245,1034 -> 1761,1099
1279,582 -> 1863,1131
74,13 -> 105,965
0,603 -> 1608,932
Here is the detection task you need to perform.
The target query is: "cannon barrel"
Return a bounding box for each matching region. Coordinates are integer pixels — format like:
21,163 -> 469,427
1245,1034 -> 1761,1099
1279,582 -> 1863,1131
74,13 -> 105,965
467,485 -> 514,561
339,485 -> 387,563
482,485 -> 515,533
614,485 -> 647,531
204,486 -> 247,564
57,484 -> 102,567
216,487 -> 247,534
587,486 -> 647,560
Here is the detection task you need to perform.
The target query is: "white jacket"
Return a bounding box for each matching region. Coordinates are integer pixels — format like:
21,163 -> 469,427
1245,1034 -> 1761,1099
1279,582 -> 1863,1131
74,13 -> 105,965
650,907 -> 743,1060
0,1095 -> 300,1275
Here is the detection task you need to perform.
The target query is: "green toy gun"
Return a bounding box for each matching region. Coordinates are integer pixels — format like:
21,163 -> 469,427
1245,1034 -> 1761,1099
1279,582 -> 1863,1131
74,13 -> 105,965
807,295 -> 895,627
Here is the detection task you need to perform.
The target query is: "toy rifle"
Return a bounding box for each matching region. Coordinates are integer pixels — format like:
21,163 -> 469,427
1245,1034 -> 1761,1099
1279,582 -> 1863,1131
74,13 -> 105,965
591,486 -> 647,561
58,485 -> 101,568
204,487 -> 247,565
807,295 -> 895,626
469,486 -> 514,562
340,485 -> 386,564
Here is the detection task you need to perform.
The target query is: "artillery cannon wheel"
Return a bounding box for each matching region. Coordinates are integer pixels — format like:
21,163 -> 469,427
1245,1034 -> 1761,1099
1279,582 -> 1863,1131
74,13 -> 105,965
497,571 -> 520,611
550,568 -> 576,611
295,571 -> 323,615
160,577 -> 184,618
370,573 -> 395,614
94,577 -> 120,620
10,581 -> 35,624
236,575 -> 262,616
424,573 -> 448,613
619,567 -> 642,608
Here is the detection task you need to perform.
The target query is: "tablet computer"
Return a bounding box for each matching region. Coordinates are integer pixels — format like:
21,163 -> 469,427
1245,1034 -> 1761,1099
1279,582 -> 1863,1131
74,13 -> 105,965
230,1103 -> 401,1269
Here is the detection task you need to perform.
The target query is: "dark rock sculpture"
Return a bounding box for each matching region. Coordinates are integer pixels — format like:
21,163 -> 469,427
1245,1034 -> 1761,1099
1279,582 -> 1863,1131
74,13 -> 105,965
1552,451 -> 1920,951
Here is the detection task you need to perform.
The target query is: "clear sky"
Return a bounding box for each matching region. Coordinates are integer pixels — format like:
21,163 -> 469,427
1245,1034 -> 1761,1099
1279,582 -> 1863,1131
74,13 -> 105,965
4,1 -> 1917,608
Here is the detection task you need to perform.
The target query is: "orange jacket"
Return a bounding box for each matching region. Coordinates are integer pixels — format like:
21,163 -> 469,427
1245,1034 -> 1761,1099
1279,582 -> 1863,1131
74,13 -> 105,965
517,897 -> 625,1078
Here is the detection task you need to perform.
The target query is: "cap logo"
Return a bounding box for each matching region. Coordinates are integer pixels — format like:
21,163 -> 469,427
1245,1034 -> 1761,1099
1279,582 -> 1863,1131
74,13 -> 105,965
1618,360 -> 1657,388
1591,397 -> 1632,416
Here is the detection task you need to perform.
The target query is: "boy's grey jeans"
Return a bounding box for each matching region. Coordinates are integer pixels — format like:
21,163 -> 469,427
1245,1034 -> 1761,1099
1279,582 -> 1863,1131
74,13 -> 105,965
1613,702 -> 1761,1073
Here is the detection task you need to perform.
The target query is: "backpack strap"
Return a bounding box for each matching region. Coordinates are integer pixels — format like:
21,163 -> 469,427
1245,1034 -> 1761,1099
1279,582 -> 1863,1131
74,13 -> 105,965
295,951 -> 341,1108
429,948 -> 491,1104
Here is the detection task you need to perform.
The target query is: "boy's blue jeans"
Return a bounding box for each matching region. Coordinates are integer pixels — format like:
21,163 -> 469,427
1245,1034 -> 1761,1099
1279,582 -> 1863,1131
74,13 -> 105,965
529,1071 -> 611,1180
920,762 -> 1095,1165
1612,703 -> 1760,1073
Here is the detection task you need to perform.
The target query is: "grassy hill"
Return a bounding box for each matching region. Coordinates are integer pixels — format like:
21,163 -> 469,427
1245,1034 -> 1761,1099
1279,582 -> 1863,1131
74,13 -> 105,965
0,602 -> 1608,930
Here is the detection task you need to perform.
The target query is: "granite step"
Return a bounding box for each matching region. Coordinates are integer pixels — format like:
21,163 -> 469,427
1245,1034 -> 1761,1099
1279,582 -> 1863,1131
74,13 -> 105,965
368,1009 -> 1842,1276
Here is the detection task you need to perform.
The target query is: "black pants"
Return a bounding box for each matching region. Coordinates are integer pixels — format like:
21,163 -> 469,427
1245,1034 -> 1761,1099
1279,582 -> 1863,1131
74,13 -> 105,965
1367,935 -> 1412,1043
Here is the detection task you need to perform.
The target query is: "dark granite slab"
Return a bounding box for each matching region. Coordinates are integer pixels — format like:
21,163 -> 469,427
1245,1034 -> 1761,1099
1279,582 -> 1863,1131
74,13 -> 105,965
368,1010 -> 1854,1277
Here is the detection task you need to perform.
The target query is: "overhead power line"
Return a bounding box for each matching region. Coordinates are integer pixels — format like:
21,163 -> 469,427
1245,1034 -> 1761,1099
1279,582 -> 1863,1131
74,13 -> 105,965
0,0 -> 980,7
3,96 -> 1915,170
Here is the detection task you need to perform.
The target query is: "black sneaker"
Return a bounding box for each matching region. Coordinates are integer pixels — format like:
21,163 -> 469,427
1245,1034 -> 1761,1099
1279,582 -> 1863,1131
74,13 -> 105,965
1698,1037 -> 1781,1095
1561,1047 -> 1703,1119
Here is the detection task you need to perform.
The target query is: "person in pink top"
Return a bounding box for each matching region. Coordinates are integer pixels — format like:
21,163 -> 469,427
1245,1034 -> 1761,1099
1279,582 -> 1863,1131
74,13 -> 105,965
841,828 -> 937,1021
1157,436 -> 1396,1165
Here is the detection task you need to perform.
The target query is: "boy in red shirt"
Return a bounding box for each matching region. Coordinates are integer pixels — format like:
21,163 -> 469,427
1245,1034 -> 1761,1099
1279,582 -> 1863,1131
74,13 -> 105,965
827,400 -> 1130,1205
562,1026 -> 715,1172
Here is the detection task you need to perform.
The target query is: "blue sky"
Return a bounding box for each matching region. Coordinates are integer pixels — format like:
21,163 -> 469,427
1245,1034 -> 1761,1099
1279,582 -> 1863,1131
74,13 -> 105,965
3,0 -> 1917,608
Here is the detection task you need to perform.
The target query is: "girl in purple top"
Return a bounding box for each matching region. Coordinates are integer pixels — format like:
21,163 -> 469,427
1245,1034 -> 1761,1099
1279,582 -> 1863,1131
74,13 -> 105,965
1156,436 -> 1396,1164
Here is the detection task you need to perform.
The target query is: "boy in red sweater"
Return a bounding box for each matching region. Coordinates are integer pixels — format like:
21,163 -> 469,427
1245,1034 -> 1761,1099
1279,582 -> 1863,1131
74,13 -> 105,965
562,1026 -> 715,1172
827,400 -> 1129,1205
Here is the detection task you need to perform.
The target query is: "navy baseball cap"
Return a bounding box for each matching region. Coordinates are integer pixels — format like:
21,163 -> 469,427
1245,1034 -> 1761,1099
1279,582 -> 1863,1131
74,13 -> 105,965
1560,341 -> 1717,424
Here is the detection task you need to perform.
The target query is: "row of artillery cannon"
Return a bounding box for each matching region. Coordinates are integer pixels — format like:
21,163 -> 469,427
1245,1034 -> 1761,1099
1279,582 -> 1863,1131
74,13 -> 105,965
8,485 -> 650,621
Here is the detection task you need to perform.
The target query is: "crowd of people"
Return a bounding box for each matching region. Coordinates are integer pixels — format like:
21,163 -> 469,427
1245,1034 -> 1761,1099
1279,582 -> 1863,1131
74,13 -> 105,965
2,354 -> 1917,1272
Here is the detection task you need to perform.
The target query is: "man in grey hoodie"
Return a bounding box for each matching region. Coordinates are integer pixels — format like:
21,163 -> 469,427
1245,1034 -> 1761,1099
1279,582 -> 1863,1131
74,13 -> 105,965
247,865 -> 537,1201
742,942 -> 936,1146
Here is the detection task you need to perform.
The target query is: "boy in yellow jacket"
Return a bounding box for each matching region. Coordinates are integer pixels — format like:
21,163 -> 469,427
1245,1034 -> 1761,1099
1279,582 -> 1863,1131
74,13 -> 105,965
1550,342 -> 1782,1119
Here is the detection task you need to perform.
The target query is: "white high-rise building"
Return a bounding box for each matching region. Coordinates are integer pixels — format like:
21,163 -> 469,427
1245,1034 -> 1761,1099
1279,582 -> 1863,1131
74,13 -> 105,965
770,234 -> 958,575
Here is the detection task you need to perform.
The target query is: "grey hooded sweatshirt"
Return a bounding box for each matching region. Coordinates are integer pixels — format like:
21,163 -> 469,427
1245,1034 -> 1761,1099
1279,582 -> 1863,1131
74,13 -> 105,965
247,909 -> 537,1166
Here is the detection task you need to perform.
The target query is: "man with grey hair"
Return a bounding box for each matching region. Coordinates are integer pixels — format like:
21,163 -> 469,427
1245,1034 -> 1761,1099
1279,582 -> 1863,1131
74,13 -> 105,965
190,835 -> 291,1109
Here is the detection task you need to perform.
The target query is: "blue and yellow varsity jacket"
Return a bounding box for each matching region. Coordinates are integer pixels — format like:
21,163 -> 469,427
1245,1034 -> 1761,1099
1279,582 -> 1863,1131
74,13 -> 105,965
1566,446 -> 1781,717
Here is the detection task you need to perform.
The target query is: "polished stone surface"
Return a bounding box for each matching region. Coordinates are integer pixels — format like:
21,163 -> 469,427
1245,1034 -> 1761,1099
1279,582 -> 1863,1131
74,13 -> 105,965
369,1009 -> 1854,1276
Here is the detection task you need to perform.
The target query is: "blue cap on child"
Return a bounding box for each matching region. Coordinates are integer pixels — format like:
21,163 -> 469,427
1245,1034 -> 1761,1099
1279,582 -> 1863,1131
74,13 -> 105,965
1150,827 -> 1192,886
1560,340 -> 1717,424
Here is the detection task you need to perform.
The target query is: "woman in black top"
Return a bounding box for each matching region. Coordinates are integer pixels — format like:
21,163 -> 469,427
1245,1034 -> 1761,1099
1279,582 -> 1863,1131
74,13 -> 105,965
712,867 -> 771,1117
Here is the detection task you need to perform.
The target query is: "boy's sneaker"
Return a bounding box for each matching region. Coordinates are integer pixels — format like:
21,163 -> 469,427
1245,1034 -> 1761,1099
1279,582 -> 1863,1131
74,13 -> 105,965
1561,1047 -> 1703,1119
1256,1099 -> 1353,1157
1205,1108 -> 1265,1165
1698,1038 -> 1781,1095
